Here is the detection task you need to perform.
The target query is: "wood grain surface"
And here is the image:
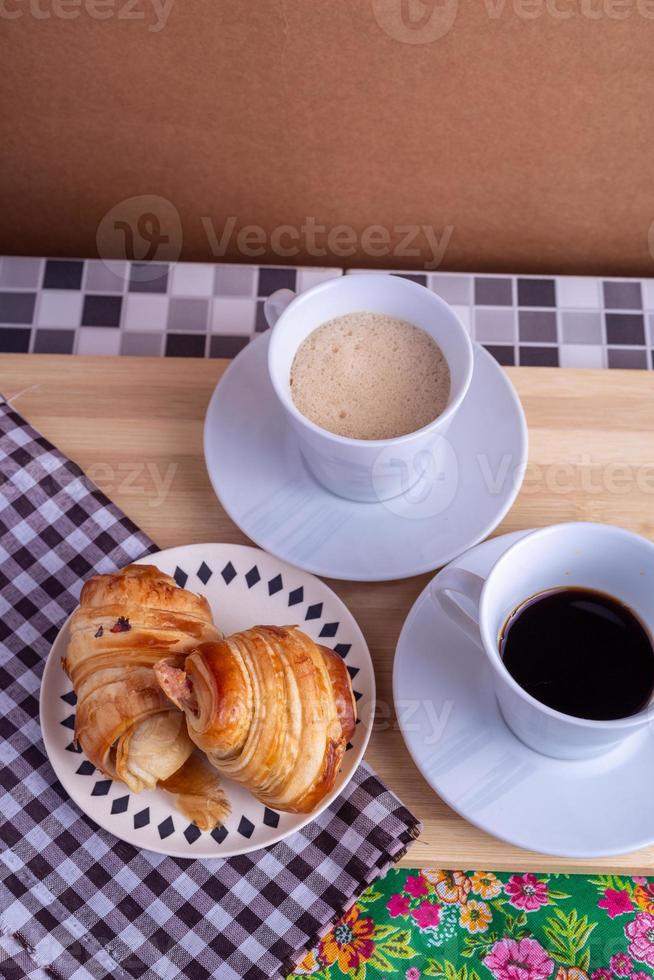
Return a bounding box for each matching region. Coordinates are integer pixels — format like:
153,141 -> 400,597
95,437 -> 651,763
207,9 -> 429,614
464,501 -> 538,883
3,354 -> 654,873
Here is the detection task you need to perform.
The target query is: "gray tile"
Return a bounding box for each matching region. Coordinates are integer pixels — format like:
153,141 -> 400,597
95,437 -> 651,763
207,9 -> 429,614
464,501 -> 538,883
0,257 -> 42,289
519,346 -> 559,367
129,263 -> 168,293
607,348 -> 647,369
430,274 -> 471,305
560,311 -> 603,345
33,329 -> 75,354
121,332 -> 163,356
215,265 -> 256,296
0,292 -> 36,324
605,313 -> 645,346
518,310 -> 557,343
474,277 -> 513,306
85,260 -> 128,293
517,278 -> 556,307
475,308 -> 515,343
167,298 -> 209,332
603,280 -> 642,310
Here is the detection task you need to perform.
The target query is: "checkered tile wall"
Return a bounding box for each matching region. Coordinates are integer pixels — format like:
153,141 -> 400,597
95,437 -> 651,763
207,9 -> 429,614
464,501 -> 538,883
1,256 -> 653,368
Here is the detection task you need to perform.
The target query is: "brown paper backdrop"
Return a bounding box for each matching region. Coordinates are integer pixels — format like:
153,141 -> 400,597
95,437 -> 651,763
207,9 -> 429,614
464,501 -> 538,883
2,0 -> 654,275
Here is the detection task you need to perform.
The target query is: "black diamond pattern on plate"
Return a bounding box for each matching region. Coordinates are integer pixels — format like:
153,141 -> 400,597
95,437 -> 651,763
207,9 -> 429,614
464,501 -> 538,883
173,566 -> 188,589
221,562 -> 237,585
158,816 -> 175,839
238,816 -> 255,839
111,795 -> 129,815
245,565 -> 261,589
305,603 -> 323,620
134,808 -> 150,829
184,824 -> 202,844
61,714 -> 76,730
319,622 -> 339,638
347,666 -> 360,680
288,586 -> 304,606
91,780 -> 112,796
211,825 -> 228,844
197,561 -> 212,585
263,808 -> 280,828
65,741 -> 82,753
61,690 -> 77,706
76,760 -> 95,776
268,574 -> 283,595
353,690 -> 362,702
346,742 -> 353,751
334,644 -> 351,658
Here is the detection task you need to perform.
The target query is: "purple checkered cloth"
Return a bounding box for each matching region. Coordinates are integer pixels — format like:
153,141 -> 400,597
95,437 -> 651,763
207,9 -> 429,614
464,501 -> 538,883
0,397 -> 420,980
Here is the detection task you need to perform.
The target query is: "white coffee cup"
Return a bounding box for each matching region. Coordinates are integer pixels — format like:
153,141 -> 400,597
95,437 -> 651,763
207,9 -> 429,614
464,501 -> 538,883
432,522 -> 654,760
265,273 -> 474,502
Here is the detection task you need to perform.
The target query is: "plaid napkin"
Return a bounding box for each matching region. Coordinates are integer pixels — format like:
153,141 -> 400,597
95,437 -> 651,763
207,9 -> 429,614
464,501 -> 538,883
0,396 -> 420,980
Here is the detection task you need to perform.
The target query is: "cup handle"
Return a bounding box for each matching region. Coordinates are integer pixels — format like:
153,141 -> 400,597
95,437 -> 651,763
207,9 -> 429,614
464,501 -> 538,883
263,289 -> 296,330
430,567 -> 485,648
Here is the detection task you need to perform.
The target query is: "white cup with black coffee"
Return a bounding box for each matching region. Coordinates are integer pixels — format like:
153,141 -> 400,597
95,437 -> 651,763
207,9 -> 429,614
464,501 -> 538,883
265,273 -> 474,502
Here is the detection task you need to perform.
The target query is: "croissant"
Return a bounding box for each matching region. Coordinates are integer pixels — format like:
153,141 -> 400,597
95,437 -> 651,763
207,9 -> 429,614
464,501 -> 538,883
155,626 -> 357,813
63,564 -> 222,794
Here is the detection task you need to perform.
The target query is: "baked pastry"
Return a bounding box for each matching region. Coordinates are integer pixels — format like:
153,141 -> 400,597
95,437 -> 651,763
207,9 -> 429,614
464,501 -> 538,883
63,564 -> 221,794
159,751 -> 230,831
155,625 -> 357,813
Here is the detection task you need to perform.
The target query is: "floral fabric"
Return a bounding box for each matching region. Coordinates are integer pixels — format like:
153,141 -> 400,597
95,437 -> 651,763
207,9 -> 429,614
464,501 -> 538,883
288,870 -> 654,980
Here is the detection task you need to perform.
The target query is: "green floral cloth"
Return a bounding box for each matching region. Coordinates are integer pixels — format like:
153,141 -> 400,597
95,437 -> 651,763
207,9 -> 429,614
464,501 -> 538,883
287,869 -> 654,980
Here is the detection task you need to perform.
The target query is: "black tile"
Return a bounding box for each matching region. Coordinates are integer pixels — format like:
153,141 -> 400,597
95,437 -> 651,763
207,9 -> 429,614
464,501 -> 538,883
258,267 -> 297,296
607,348 -> 648,369
518,310 -> 557,344
519,346 -> 559,367
129,263 -> 169,293
392,273 -> 427,286
43,260 -> 83,290
0,327 -> 32,353
474,278 -> 512,306
209,335 -> 249,358
33,329 -> 75,354
483,345 -> 515,366
603,281 -> 642,310
82,295 -> 122,327
605,313 -> 645,346
255,299 -> 268,332
517,278 -> 556,307
0,292 -> 36,324
165,334 -> 206,357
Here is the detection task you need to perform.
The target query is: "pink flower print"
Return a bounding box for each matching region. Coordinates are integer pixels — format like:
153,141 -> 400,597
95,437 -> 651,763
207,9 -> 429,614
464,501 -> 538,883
406,970 -> 421,980
597,888 -> 634,918
505,874 -> 549,911
412,899 -> 441,930
590,971 -> 611,980
483,937 -> 554,980
631,972 -> 652,980
633,877 -> 648,885
610,952 -> 634,976
387,893 -> 410,918
625,912 -> 654,967
405,874 -> 428,898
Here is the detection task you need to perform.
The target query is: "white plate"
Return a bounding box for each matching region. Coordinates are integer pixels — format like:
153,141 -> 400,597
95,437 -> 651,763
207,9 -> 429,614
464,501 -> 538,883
40,543 -> 375,859
203,333 -> 527,582
394,530 -> 654,858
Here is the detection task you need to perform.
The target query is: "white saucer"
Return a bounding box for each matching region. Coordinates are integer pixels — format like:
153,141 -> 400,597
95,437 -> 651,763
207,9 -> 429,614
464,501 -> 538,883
204,334 -> 527,582
40,543 -> 374,859
394,530 -> 654,858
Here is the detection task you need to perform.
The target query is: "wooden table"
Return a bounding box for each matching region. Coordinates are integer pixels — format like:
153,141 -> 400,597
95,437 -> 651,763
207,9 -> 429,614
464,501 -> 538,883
4,354 -> 654,874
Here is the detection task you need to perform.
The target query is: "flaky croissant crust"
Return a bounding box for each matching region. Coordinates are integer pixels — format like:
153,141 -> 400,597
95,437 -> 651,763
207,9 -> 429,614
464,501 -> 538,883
156,625 -> 356,814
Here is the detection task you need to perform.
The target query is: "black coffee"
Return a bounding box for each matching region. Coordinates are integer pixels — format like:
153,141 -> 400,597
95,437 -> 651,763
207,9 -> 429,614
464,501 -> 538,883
499,587 -> 654,721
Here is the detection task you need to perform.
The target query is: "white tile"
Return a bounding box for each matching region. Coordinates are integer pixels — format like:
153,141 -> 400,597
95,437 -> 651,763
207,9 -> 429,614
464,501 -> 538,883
642,279 -> 654,310
36,290 -> 83,328
450,304 -> 471,334
123,294 -> 168,332
556,276 -> 600,309
77,328 -> 121,356
296,268 -> 343,292
211,297 -> 257,335
559,344 -> 604,368
170,262 -> 215,297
